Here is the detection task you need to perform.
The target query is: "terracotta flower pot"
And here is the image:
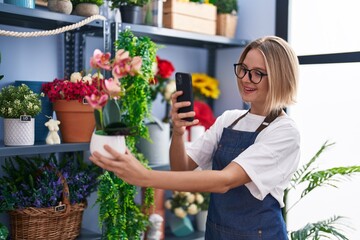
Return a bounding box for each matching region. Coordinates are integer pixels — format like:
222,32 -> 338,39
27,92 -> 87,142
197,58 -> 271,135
53,100 -> 95,143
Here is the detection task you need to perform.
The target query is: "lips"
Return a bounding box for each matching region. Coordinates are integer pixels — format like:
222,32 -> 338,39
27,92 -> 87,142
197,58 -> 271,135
243,86 -> 256,93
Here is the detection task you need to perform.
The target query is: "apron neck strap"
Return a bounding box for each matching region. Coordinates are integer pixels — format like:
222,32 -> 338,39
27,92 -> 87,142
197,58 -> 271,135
256,109 -> 282,132
228,109 -> 282,131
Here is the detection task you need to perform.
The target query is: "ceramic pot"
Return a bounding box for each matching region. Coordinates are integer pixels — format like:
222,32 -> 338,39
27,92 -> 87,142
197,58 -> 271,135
48,0 -> 73,14
53,100 -> 95,143
74,3 -> 100,17
90,132 -> 126,159
4,118 -> 35,146
120,5 -> 143,24
169,215 -> 194,237
137,117 -> 170,165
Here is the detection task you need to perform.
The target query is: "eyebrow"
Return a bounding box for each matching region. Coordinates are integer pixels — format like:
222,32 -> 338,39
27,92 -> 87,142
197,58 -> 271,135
241,63 -> 267,73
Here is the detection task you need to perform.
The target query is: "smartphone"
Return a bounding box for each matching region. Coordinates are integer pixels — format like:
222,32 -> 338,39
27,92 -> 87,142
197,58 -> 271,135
175,72 -> 194,122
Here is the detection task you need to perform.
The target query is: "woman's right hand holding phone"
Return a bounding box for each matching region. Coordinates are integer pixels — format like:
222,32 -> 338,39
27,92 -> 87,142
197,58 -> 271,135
170,91 -> 199,137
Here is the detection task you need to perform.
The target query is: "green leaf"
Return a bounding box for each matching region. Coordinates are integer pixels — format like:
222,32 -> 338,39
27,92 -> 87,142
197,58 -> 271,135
290,216 -> 350,240
0,223 -> 9,240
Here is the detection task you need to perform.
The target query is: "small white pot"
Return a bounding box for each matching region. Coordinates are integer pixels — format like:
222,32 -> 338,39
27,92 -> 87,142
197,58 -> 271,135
90,132 -> 126,159
4,118 -> 35,146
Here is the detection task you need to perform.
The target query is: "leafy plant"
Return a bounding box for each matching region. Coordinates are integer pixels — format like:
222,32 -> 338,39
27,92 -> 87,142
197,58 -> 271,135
213,0 -> 238,14
111,0 -> 150,8
0,223 -> 8,240
71,0 -> 104,7
96,28 -> 157,240
0,84 -> 42,118
284,141 -> 360,239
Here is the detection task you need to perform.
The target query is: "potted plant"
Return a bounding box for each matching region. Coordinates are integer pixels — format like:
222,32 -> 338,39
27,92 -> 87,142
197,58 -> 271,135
0,153 -> 101,239
213,0 -> 238,37
285,141 -> 360,239
111,0 -> 151,24
71,0 -> 104,17
0,84 -> 42,146
91,28 -> 157,239
164,191 -> 209,236
41,73 -> 100,143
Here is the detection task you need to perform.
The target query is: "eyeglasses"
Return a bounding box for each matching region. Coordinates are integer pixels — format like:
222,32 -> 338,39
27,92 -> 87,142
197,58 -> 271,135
233,63 -> 268,84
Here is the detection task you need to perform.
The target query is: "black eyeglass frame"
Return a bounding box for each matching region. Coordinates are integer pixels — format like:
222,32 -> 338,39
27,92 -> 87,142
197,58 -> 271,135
233,63 -> 268,84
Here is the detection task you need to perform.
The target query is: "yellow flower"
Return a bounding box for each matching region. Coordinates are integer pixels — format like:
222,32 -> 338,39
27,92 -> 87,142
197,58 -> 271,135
191,73 -> 220,99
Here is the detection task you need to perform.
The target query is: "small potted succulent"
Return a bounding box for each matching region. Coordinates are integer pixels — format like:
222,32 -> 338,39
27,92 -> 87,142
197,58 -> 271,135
0,84 -> 42,146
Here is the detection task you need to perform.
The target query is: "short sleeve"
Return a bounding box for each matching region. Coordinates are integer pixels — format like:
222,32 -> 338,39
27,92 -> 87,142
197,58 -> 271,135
233,118 -> 300,206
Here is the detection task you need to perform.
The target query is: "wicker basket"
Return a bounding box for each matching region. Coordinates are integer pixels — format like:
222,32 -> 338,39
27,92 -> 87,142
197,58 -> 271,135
8,171 -> 86,240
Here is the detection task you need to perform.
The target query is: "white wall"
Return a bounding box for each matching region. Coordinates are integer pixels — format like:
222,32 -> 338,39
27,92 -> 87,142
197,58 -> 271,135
214,0 -> 276,116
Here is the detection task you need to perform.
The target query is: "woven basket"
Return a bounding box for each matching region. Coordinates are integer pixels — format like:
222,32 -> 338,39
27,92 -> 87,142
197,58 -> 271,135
8,171 -> 86,240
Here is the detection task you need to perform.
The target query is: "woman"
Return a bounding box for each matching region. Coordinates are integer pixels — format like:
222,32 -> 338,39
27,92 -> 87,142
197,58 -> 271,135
89,36 -> 300,240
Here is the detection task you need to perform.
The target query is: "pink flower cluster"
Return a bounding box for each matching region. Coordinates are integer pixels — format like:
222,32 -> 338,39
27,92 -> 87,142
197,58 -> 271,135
85,49 -> 142,109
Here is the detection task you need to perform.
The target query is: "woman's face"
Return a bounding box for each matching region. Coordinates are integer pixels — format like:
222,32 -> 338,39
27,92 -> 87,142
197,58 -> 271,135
237,48 -> 269,115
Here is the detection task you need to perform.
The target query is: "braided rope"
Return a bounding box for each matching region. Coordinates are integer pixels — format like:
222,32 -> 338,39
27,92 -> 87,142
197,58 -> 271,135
0,14 -> 106,38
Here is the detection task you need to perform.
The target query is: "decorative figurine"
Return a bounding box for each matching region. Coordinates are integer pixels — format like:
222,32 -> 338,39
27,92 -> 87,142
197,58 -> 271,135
45,119 -> 61,144
147,213 -> 164,240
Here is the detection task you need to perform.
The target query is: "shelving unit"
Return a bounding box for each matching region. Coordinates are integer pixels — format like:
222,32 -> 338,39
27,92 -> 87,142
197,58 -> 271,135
0,3 -> 248,239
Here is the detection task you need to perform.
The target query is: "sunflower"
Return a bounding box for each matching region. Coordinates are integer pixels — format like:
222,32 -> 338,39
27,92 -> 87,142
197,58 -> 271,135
191,73 -> 220,99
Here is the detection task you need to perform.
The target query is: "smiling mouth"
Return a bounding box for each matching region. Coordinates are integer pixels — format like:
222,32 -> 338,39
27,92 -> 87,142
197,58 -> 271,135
244,86 -> 256,93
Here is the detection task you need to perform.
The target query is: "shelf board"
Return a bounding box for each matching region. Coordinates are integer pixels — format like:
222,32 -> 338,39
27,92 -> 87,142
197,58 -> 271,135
0,3 -> 103,31
0,142 -> 90,157
121,23 -> 248,48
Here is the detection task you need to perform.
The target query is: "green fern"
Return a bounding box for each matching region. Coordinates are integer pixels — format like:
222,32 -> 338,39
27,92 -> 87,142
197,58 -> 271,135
290,216 -> 350,240
285,141 -> 360,239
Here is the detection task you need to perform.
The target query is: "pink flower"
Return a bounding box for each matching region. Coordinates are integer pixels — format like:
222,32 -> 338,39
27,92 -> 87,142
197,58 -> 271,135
112,62 -> 131,79
114,49 -> 130,63
85,94 -> 109,110
104,78 -> 121,98
90,49 -> 111,71
129,56 -> 142,76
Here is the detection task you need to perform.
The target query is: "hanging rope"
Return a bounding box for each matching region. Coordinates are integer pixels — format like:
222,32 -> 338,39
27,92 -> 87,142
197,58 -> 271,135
0,14 -> 106,38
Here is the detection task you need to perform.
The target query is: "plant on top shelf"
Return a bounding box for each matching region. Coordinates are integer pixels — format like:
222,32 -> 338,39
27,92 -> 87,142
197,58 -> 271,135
211,0 -> 238,14
111,0 -> 150,7
71,0 -> 104,8
94,28 -> 157,240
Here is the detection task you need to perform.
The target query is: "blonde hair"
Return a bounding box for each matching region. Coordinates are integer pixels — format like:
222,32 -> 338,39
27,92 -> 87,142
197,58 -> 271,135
238,36 -> 299,114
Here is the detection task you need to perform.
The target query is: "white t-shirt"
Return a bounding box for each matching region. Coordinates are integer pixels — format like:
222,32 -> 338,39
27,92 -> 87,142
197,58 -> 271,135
186,109 -> 300,208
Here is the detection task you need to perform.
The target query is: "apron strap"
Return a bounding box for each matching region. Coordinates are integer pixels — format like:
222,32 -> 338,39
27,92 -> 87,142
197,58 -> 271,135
256,109 -> 283,132
228,109 -> 282,131
228,110 -> 250,129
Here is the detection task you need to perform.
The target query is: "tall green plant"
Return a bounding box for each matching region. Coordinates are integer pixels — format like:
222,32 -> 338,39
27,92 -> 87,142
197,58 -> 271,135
97,28 -> 157,240
285,141 -> 360,239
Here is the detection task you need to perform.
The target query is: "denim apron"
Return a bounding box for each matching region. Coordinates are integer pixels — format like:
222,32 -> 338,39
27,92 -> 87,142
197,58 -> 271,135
205,110 -> 288,240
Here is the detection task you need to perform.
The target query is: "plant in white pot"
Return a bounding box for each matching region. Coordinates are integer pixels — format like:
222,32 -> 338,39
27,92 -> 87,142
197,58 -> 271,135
0,84 -> 41,146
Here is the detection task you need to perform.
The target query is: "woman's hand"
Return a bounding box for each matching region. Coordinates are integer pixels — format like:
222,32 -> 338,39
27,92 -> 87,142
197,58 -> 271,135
89,145 -> 150,187
170,91 -> 199,136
